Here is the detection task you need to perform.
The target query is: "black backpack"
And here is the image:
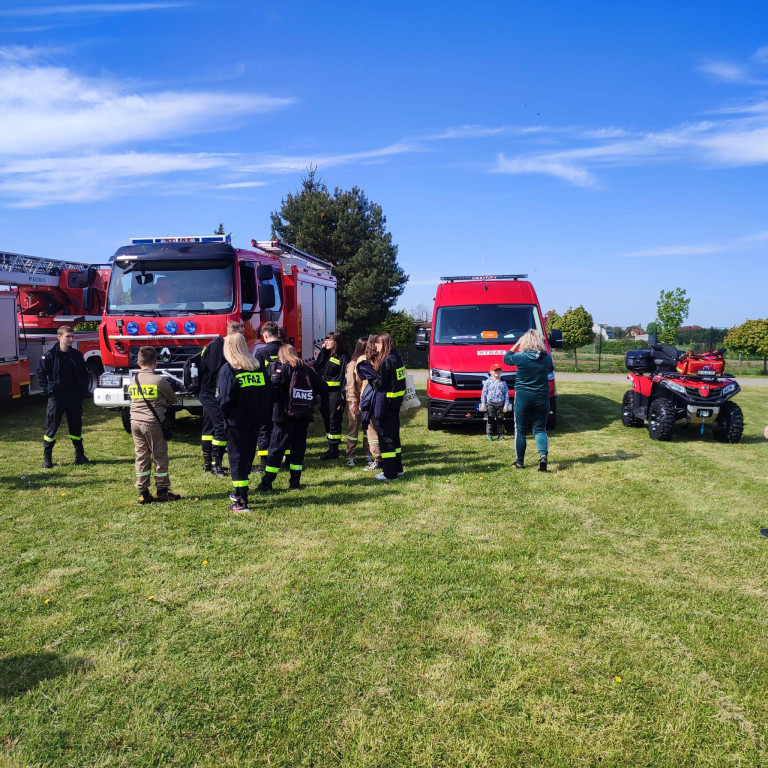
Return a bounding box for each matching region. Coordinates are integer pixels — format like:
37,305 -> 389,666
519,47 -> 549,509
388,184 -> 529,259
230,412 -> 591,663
285,365 -> 315,419
182,351 -> 202,396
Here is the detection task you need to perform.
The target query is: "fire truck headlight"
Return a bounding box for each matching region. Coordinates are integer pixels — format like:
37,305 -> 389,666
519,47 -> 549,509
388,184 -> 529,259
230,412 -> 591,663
430,368 -> 452,385
99,374 -> 123,388
126,322 -> 139,335
146,321 -> 158,334
184,321 -> 197,334
165,321 -> 178,334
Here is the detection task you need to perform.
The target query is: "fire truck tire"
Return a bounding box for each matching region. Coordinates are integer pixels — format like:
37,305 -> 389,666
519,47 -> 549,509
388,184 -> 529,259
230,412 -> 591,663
647,397 -> 675,441
120,408 -> 131,434
712,401 -> 744,443
85,358 -> 104,394
621,390 -> 644,427
427,415 -> 441,431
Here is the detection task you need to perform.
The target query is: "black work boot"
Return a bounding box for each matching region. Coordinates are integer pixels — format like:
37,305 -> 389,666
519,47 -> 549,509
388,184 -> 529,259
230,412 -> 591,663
211,446 -> 228,477
156,488 -> 181,502
73,440 -> 90,465
42,440 -> 55,469
257,474 -> 275,492
288,469 -> 302,490
320,443 -> 339,460
202,444 -> 213,472
138,489 -> 155,505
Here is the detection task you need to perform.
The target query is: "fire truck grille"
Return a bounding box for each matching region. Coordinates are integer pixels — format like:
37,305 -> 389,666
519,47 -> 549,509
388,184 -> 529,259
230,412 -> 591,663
128,345 -> 201,368
452,372 -> 515,391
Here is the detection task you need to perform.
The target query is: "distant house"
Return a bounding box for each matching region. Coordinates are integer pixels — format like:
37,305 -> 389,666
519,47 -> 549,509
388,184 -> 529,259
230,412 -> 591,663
624,327 -> 649,342
592,323 -> 615,340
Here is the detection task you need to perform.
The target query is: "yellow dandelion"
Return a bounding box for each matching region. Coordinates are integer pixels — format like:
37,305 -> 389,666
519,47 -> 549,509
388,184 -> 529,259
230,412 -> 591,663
148,595 -> 155,600
61,492 -> 66,496
615,676 -> 622,683
203,560 -> 208,565
194,497 -> 199,502
44,598 -> 50,604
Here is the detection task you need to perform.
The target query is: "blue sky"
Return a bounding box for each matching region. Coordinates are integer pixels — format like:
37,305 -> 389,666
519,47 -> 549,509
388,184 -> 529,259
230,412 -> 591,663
0,0 -> 766,327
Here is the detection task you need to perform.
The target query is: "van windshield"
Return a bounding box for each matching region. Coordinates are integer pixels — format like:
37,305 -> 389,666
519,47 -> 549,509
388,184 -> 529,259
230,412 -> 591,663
107,260 -> 235,316
434,304 -> 542,344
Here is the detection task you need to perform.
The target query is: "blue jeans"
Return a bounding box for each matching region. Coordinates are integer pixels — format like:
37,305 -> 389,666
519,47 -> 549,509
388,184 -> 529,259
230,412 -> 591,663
514,391 -> 549,463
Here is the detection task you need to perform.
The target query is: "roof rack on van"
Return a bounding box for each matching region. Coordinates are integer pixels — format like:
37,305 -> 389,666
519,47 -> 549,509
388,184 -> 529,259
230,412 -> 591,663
440,274 -> 528,282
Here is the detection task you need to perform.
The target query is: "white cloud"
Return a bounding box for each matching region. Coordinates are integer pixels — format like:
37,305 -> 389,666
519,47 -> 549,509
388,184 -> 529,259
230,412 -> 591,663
494,154 -> 597,187
0,63 -> 293,155
752,46 -> 768,64
0,152 -> 232,207
0,3 -> 189,16
622,231 -> 768,258
237,143 -> 418,174
698,60 -> 752,83
426,125 -> 548,140
217,181 -> 268,189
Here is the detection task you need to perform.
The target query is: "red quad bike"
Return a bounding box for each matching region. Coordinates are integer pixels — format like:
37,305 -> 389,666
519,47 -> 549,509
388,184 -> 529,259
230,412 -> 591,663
622,344 -> 743,442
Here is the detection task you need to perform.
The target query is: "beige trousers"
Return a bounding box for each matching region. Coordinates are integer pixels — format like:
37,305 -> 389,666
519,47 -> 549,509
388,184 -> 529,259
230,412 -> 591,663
132,420 -> 170,491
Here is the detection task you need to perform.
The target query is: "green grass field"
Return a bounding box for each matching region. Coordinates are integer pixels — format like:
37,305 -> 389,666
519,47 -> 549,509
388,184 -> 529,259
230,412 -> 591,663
2,383 -> 768,767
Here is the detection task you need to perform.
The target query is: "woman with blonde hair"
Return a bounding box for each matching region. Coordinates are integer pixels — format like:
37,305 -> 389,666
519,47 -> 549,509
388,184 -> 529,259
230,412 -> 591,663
258,343 -> 322,491
503,329 -> 554,472
217,332 -> 273,511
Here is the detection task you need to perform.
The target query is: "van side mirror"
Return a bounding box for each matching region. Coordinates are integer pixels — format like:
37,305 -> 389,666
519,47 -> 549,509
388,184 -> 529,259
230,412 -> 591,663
414,328 -> 430,351
548,329 -> 563,349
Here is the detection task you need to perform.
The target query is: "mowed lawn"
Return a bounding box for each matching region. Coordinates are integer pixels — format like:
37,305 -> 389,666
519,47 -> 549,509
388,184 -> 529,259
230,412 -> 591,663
2,382 -> 768,768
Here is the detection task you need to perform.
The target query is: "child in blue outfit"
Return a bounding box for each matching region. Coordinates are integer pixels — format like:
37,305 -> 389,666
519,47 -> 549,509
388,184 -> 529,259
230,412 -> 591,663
480,363 -> 510,440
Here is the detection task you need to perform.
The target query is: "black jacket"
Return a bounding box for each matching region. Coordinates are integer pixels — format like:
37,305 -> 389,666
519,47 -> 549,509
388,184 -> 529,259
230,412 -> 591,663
199,336 -> 225,394
268,361 -> 323,423
314,348 -> 349,396
216,363 -> 273,427
254,340 -> 282,369
37,343 -> 89,398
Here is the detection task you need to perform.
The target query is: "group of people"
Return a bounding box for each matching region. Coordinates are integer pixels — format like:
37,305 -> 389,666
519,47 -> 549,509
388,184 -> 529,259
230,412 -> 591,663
37,323 -> 552,507
134,322 -> 407,511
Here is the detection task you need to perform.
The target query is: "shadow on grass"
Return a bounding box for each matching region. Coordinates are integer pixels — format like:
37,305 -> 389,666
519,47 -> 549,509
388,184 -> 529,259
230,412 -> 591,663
554,451 -> 641,469
0,653 -> 93,699
556,393 -> 620,434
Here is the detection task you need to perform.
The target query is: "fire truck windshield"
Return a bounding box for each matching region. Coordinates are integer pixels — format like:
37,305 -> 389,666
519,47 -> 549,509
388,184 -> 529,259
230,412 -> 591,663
434,304 -> 543,344
107,260 -> 235,315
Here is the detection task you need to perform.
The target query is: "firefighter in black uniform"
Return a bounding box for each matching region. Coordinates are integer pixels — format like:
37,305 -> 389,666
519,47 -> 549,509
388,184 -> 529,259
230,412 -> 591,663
198,319 -> 244,476
314,331 -> 349,460
358,332 -> 406,481
258,344 -> 323,491
37,325 -> 91,468
216,332 -> 273,512
253,321 -> 284,471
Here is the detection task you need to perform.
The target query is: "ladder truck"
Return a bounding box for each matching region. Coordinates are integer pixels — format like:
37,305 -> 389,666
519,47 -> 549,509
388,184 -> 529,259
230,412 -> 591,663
0,250 -> 107,400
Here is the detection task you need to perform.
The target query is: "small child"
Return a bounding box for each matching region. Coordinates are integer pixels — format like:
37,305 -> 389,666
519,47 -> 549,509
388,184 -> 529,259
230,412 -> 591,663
480,363 -> 510,440
129,346 -> 181,504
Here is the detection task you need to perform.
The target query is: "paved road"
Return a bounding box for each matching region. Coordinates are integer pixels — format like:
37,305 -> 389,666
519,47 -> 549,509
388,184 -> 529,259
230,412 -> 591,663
408,370 -> 768,386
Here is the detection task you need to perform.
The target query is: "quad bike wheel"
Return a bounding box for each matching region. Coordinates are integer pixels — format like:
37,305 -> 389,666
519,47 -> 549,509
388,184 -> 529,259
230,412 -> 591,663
647,397 -> 675,441
621,390 -> 644,427
712,401 -> 744,443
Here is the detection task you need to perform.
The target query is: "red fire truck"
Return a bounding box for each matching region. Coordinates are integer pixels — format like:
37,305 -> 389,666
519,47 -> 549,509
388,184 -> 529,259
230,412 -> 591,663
93,235 -> 337,428
416,274 -> 562,430
0,250 -> 106,400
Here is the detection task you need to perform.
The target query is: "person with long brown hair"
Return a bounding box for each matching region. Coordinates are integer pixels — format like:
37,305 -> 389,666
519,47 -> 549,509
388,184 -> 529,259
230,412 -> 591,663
344,336 -> 369,467
258,344 -> 323,491
314,331 -> 349,460
357,332 -> 406,480
356,333 -> 383,471
216,333 -> 273,511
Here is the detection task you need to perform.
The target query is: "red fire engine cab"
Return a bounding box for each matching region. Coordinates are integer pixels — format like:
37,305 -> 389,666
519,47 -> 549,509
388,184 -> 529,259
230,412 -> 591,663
0,250 -> 106,400
416,274 -> 562,430
93,235 -> 336,426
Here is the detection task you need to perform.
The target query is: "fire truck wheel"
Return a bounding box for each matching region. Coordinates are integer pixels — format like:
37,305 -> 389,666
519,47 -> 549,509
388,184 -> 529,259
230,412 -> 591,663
427,415 -> 441,431
85,359 -> 104,395
647,397 -> 675,441
120,408 -> 131,434
712,401 -> 744,444
621,390 -> 644,427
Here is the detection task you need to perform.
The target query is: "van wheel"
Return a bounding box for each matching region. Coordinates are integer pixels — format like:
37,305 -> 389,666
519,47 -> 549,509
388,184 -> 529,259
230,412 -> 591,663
712,401 -> 743,443
546,399 -> 557,431
427,415 -> 440,431
621,390 -> 644,427
647,397 -> 674,441
120,408 -> 131,434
